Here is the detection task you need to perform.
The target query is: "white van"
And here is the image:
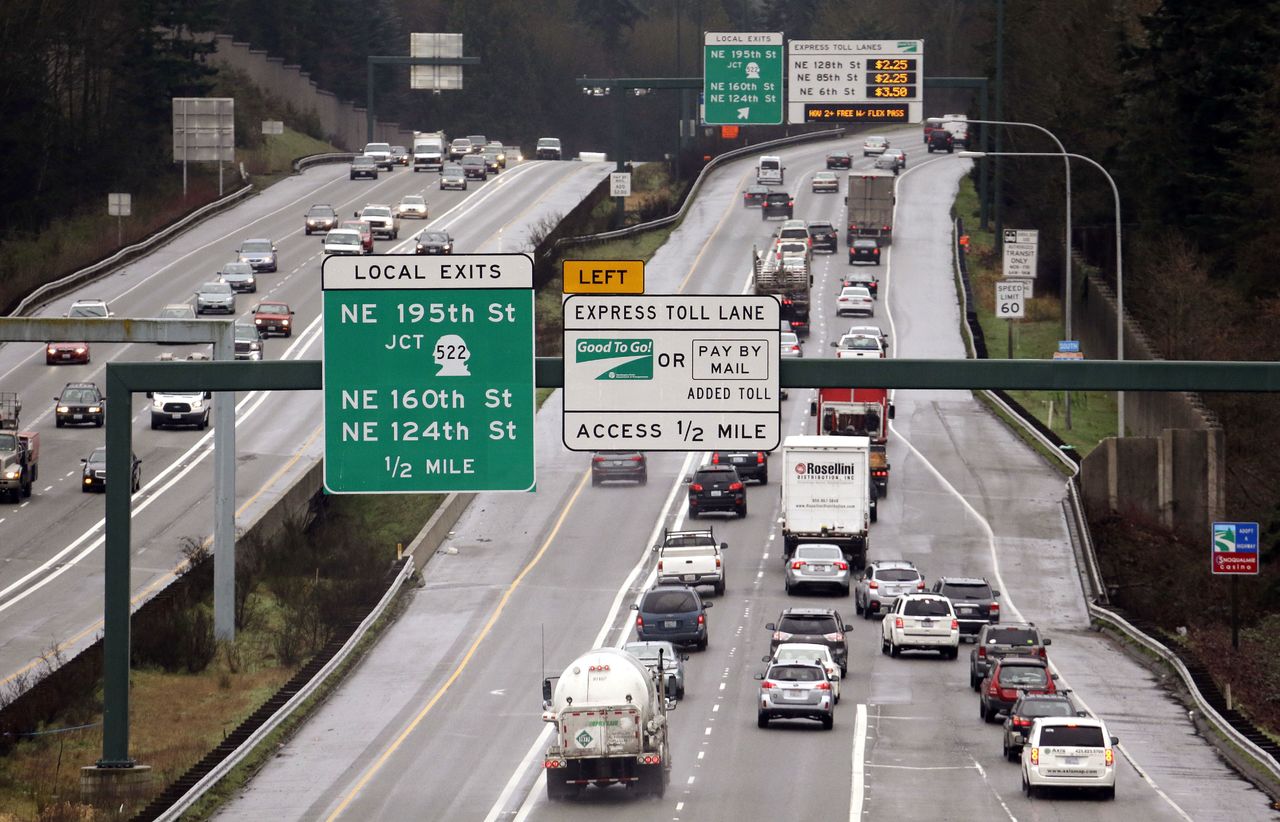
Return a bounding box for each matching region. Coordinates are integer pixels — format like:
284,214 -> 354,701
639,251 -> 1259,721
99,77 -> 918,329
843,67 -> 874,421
757,155 -> 784,185
1022,716 -> 1118,800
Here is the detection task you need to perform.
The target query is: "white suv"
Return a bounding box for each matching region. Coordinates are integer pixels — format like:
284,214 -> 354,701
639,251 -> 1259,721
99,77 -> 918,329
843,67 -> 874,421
1022,716 -> 1118,800
881,593 -> 960,659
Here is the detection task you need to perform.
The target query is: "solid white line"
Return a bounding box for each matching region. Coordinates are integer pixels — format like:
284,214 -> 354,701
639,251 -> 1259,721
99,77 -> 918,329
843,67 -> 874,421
970,758 -> 1019,822
867,763 -> 976,771
849,703 -> 867,822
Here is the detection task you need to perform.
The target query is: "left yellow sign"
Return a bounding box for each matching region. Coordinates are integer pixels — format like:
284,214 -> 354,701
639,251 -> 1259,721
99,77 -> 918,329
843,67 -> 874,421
562,260 -> 645,294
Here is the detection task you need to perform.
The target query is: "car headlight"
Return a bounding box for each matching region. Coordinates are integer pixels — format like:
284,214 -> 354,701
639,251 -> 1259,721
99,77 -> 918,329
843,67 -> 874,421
249,342 -> 260,350
152,399 -> 163,409
5,468 -> 20,479
74,347 -> 87,354
57,405 -> 70,412
47,346 -> 57,354
281,318 -> 290,326
88,406 -> 101,413
254,318 -> 263,324
416,244 -> 425,252
191,399 -> 203,409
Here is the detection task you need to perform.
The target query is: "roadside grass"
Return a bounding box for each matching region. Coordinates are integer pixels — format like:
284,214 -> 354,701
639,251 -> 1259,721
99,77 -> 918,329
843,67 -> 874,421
955,177 -> 1115,454
323,493 -> 442,554
242,128 -> 340,189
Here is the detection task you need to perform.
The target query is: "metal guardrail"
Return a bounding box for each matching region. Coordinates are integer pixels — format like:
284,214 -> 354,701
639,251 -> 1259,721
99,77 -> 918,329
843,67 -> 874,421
9,184 -> 255,318
1089,603 -> 1280,783
152,557 -> 414,821
549,128 -> 848,253
293,152 -> 355,173
950,213 -> 1280,788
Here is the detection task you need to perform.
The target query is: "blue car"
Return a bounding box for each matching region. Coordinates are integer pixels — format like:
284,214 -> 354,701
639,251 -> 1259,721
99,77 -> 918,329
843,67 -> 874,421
632,585 -> 712,651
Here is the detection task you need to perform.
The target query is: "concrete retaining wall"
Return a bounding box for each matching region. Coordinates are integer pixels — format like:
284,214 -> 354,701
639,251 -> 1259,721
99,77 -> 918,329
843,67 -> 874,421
204,34 -> 416,152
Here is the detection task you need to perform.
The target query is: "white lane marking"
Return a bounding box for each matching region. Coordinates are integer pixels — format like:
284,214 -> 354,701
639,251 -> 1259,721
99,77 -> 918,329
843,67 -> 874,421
718,682 -> 725,690
849,703 -> 867,822
42,486 -> 52,492
687,776 -> 695,785
867,763 -> 977,771
703,727 -> 711,736
483,450 -> 698,822
712,704 -> 719,712
970,758 -> 1018,822
676,801 -> 684,810
697,752 -> 704,760
881,162 -> 1194,821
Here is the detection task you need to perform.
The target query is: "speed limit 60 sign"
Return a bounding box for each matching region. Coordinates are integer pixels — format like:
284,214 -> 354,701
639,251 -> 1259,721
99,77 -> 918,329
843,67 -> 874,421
995,281 -> 1025,319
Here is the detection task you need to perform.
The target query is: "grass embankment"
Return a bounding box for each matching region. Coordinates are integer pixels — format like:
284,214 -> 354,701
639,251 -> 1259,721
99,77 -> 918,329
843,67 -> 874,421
954,178 -> 1114,455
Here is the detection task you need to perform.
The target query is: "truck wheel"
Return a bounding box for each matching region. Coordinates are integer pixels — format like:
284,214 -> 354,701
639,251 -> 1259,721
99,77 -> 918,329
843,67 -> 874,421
546,771 -> 573,801
757,712 -> 769,728
871,506 -> 878,523
714,579 -> 725,596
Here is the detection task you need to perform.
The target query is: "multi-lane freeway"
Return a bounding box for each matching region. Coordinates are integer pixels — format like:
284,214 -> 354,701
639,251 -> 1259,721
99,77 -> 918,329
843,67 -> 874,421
0,155 -> 611,689
211,131 -> 1274,821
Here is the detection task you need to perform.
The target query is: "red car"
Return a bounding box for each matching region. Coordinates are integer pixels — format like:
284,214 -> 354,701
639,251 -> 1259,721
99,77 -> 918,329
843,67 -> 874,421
980,657 -> 1057,722
252,302 -> 295,338
46,341 -> 90,364
340,220 -> 375,254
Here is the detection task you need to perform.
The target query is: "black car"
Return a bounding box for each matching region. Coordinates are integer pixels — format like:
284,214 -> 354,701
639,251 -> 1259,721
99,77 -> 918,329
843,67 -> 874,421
849,238 -> 881,266
480,150 -> 501,173
927,129 -> 954,153
81,446 -> 141,494
826,150 -> 852,169
931,577 -> 1001,638
842,270 -> 880,298
233,320 -> 265,361
415,230 -> 455,255
710,450 -> 767,484
390,145 -> 410,166
686,464 -> 747,518
591,450 -> 647,485
461,155 -> 487,179
807,221 -> 838,253
55,382 -> 104,427
743,184 -> 770,207
349,155 -> 379,179
767,607 -> 852,674
1002,693 -> 1081,761
970,622 -> 1051,690
304,203 -> 339,234
632,584 -> 712,650
761,192 -> 794,220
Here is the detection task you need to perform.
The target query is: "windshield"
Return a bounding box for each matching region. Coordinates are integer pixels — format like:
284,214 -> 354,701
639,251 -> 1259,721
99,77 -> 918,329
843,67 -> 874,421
422,232 -> 448,243
365,143 -> 390,152
998,665 -> 1048,688
259,304 -> 288,314
1039,725 -> 1105,747
778,615 -> 837,635
240,241 -> 272,253
201,283 -> 232,294
1020,700 -> 1075,719
821,409 -> 881,437
69,303 -> 107,317
775,647 -> 829,665
903,599 -> 951,617
986,627 -> 1040,646
876,568 -> 919,582
234,323 -> 258,340
780,333 -> 799,346
221,263 -> 253,275
839,337 -> 879,350
329,234 -> 359,245
401,196 -> 425,206
362,208 -> 391,218
0,434 -> 15,451
767,665 -> 823,682
538,139 -> 560,147
444,168 -> 464,176
158,306 -> 191,319
642,590 -> 698,613
61,388 -> 97,404
795,545 -> 843,560
941,582 -> 993,600
307,206 -> 334,217
760,159 -> 780,169
89,447 -> 106,463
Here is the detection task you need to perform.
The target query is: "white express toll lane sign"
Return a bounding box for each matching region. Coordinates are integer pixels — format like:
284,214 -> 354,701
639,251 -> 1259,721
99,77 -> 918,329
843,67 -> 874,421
321,254 -> 535,493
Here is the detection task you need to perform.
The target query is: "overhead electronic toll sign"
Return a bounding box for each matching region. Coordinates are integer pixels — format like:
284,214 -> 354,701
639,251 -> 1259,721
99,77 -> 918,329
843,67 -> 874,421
562,260 -> 645,294
703,32 -> 784,126
563,295 -> 780,452
321,254 -> 535,493
787,40 -> 924,124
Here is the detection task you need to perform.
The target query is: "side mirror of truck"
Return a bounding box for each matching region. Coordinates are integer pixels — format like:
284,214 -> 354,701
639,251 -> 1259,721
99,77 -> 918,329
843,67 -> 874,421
753,673 -> 765,681
665,697 -> 678,711
761,655 -> 771,663
145,391 -> 153,399
353,211 -> 359,218
629,603 -> 639,610
888,404 -> 896,420
204,391 -> 213,400
542,678 -> 553,703
652,544 -> 660,553
720,542 -> 729,551
829,341 -> 838,348
1043,638 -> 1052,646
765,623 -> 776,631
1050,673 -> 1059,681
809,401 -> 818,417
80,458 -> 87,464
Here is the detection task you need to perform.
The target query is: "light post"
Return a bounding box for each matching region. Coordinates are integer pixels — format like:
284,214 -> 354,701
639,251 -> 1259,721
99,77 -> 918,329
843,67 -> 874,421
960,149 -> 1125,438
962,119 -> 1073,428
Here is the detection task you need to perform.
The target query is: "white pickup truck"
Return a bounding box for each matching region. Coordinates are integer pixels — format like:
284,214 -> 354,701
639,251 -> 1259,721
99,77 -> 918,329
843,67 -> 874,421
654,528 -> 727,596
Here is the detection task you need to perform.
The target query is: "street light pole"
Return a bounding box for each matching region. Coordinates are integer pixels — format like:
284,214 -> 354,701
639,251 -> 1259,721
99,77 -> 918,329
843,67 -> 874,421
964,119 -> 1073,428
960,149 -> 1124,438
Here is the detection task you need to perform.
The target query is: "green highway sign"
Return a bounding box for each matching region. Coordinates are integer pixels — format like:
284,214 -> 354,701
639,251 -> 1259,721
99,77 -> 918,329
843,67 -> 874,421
321,254 -> 535,493
703,32 -> 784,125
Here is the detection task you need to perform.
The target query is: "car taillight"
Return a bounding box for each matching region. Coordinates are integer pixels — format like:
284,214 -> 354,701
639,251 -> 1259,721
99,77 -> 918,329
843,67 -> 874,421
873,248 -> 880,255
630,455 -> 643,462
636,615 -> 644,628
815,681 -> 830,690
835,561 -> 848,571
760,680 -> 775,689
690,483 -> 703,492
1030,748 -> 1039,765
990,602 -> 1000,615
791,561 -> 806,570
657,560 -> 663,572
697,614 -> 705,625
592,455 -> 605,463
951,619 -> 959,631
987,679 -> 1000,696
788,345 -> 799,352
1013,717 -> 1031,727
715,557 -> 721,569
894,618 -> 903,629
711,453 -> 720,464
788,200 -> 794,207
729,482 -> 743,491
873,469 -> 888,477
1105,748 -> 1114,767
868,580 -> 879,589
916,580 -> 926,590
756,452 -> 765,464
824,632 -> 844,642
978,646 -> 987,658
1037,646 -> 1047,659
1001,688 -> 1018,701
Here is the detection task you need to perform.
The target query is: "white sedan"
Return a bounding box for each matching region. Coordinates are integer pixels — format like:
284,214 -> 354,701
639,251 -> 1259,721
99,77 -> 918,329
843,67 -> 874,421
836,286 -> 875,317
863,135 -> 890,156
396,195 -> 429,219
771,642 -> 843,703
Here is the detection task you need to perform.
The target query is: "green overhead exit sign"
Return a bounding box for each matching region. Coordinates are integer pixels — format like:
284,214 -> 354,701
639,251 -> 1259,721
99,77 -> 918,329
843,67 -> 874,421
321,254 -> 535,493
703,32 -> 783,125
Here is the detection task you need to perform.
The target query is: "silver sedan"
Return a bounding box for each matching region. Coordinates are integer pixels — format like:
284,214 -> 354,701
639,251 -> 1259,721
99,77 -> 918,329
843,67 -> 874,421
784,543 -> 851,596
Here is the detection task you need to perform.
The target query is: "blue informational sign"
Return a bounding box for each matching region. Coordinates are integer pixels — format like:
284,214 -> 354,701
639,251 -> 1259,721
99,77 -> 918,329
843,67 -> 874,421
1211,521 -> 1260,575
1058,340 -> 1080,353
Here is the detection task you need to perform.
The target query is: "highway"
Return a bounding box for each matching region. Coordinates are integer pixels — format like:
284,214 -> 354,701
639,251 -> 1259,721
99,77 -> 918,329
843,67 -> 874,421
215,130 -> 1275,821
0,155 -> 611,689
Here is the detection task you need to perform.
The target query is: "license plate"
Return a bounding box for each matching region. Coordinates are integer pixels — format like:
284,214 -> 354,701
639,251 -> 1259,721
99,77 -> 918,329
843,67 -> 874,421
922,619 -> 934,627
812,565 -> 830,573
61,354 -> 71,359
73,414 -> 83,420
683,574 -> 697,582
663,620 -> 679,629
172,413 -> 181,419
784,690 -> 806,700
1063,756 -> 1081,765
731,457 -> 745,463
710,490 -> 722,497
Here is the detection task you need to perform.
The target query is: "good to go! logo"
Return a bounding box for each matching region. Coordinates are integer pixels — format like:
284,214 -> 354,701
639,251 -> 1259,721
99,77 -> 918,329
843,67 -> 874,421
575,338 -> 654,381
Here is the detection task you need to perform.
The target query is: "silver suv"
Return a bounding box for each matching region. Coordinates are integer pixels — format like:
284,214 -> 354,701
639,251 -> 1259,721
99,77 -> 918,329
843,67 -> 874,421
854,560 -> 924,619
755,661 -> 834,729
784,543 -> 851,596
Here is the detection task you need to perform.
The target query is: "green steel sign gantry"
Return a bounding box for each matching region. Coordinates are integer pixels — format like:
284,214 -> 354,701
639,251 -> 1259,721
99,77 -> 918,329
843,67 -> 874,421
321,254 -> 536,493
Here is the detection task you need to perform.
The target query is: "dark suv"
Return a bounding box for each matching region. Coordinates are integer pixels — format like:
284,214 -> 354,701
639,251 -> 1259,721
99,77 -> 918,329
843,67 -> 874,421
632,585 -> 712,650
826,150 -> 852,169
931,576 -> 1000,639
686,464 -> 747,518
761,192 -> 794,220
709,450 -> 768,484
304,204 -> 339,234
969,622 -> 1051,690
591,450 -> 647,485
55,382 -> 104,427
461,155 -> 487,179
927,129 -> 954,153
767,607 -> 852,674
807,221 -> 838,253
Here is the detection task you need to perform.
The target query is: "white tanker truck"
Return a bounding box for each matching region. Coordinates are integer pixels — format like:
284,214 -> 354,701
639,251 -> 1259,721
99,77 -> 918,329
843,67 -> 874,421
541,647 -> 674,799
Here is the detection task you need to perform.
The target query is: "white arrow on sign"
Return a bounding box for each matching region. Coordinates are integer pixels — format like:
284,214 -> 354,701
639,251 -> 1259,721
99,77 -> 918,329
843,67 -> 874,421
737,107 -> 750,120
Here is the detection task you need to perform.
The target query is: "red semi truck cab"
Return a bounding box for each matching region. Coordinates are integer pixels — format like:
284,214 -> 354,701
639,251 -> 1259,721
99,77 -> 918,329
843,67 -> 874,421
811,387 -> 893,496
